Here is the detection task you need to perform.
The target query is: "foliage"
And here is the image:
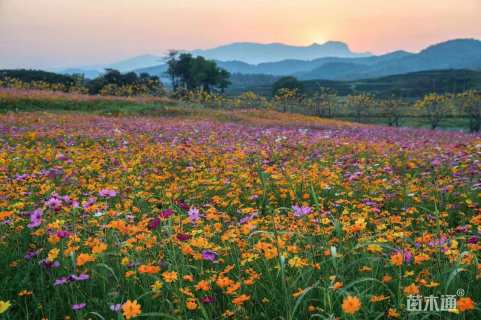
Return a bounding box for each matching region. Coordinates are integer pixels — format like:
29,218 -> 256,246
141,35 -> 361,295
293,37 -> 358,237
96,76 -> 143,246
416,93 -> 452,129
346,93 -> 375,121
272,76 -> 304,96
454,90 -> 481,132
166,53 -> 231,93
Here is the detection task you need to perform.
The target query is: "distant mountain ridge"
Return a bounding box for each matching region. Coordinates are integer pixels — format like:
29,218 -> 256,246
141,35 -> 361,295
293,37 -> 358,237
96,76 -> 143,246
191,41 -> 371,64
62,38 -> 481,83
137,38 -> 481,82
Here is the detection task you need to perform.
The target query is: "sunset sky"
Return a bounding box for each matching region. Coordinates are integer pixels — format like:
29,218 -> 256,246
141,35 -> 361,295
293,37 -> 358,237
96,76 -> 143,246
1,0 -> 480,69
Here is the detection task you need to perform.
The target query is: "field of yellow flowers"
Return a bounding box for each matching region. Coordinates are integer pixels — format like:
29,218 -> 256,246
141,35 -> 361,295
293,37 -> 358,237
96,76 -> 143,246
0,111 -> 480,319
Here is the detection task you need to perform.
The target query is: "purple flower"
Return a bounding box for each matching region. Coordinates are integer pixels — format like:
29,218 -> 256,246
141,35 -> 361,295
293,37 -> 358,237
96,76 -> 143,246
54,277 -> 69,286
69,273 -> 90,281
27,209 -> 43,229
201,250 -> 218,262
148,217 -> 161,230
110,304 -> 122,312
46,197 -> 62,211
54,273 -> 89,286
292,205 -> 312,218
99,189 -> 117,198
82,197 -> 96,209
188,207 -> 201,224
40,259 -> 60,269
240,214 -> 256,224
24,249 -> 40,260
72,303 -> 86,311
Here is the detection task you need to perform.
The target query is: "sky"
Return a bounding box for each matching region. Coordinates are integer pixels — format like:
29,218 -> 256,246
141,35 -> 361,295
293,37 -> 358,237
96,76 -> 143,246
1,0 -> 480,69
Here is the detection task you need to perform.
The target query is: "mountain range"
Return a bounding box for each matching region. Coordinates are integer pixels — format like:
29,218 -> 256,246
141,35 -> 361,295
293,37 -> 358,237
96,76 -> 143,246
62,38 -> 481,82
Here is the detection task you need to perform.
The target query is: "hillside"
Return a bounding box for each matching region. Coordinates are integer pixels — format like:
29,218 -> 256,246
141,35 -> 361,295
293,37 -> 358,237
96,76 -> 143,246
300,69 -> 481,98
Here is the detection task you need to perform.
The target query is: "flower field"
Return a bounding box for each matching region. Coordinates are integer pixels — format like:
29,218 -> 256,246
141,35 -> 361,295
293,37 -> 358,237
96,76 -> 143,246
0,111 -> 480,319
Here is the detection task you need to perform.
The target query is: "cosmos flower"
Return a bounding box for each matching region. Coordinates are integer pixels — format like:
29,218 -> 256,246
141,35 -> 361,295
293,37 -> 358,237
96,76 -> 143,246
110,303 -> 122,312
72,303 -> 86,311
0,301 -> 11,314
159,208 -> 174,219
148,217 -> 161,230
122,300 -> 142,319
292,205 -> 312,218
341,295 -> 362,314
188,207 -> 201,224
27,209 -> 43,229
45,197 -> 62,211
201,250 -> 218,262
99,189 -> 117,197
176,233 -> 192,241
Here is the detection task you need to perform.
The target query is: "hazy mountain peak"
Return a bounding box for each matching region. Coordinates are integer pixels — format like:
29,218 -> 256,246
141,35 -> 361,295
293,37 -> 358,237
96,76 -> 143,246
191,41 -> 371,64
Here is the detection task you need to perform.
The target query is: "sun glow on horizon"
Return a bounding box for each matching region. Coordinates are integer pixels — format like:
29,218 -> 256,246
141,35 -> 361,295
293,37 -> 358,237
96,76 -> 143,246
0,0 -> 480,68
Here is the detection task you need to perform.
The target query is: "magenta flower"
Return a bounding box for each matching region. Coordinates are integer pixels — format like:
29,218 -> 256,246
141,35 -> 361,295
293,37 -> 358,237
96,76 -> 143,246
176,233 -> 192,241
99,189 -> 117,197
56,230 -> 71,238
159,208 -> 174,219
201,296 -> 216,304
148,217 -> 161,230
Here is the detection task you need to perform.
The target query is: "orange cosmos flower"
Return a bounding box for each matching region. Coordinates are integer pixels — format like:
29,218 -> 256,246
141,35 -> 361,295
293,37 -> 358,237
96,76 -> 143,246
342,295 -> 362,314
457,297 -> 475,312
195,280 -> 211,291
232,294 -> 250,306
138,265 -> 160,274
76,253 -> 95,267
162,271 -> 178,283
390,252 -> 403,266
122,300 -> 141,319
403,283 -> 419,295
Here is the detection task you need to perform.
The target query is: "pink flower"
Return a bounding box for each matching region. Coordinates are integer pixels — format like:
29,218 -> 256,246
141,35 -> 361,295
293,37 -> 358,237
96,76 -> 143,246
99,189 -> 117,197
188,207 -> 201,224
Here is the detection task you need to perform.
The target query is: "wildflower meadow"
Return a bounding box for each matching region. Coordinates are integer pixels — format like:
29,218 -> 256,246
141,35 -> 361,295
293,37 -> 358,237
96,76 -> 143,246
0,109 -> 480,319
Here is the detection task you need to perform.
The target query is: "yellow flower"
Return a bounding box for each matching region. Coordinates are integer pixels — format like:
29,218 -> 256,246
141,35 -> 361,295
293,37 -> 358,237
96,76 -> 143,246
122,300 -> 141,319
0,301 -> 11,314
47,248 -> 60,262
341,295 -> 361,315
151,280 -> 163,292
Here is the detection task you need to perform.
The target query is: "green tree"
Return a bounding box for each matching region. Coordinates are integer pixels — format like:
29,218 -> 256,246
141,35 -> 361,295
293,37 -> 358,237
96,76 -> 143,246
272,76 -> 304,97
416,93 -> 451,130
378,97 -> 408,127
456,90 -> 481,132
166,54 -> 230,93
346,93 -> 374,122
